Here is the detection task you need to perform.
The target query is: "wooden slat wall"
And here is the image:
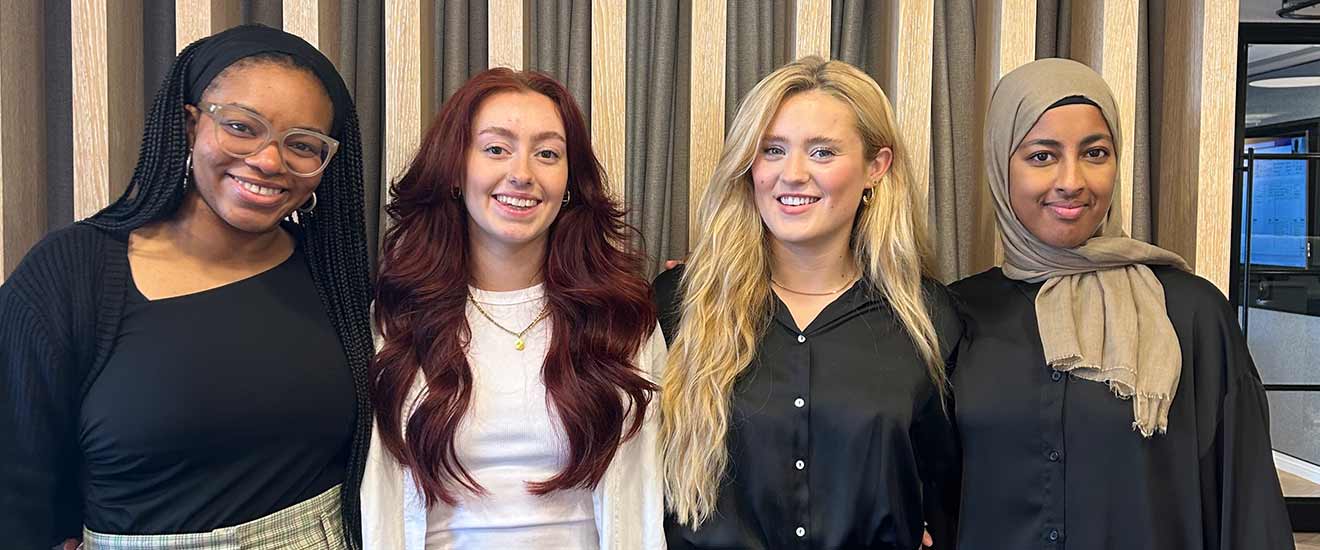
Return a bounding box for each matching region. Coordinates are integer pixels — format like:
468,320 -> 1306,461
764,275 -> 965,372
793,0 -> 830,60
72,0 -> 143,221
687,0 -> 728,241
591,0 -> 627,201
383,0 -> 435,195
0,0 -> 1255,293
878,1 -> 935,212
284,0 -> 341,67
175,0 -> 240,52
489,0 -> 525,70
969,0 -> 1036,273
1070,0 -> 1139,235
0,0 -> 45,280
1157,0 -> 1240,294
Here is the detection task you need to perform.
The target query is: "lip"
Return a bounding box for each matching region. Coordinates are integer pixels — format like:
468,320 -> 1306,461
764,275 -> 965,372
229,174 -> 288,208
1045,202 -> 1088,220
491,193 -> 542,219
774,193 -> 821,215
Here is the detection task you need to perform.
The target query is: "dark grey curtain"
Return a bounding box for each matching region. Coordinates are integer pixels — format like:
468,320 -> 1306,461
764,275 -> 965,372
44,1 -> 74,230
433,0 -> 488,105
527,0 -> 592,118
930,0 -> 978,282
1036,0 -> 1071,59
241,0 -> 282,28
336,0 -> 385,266
830,0 -> 886,78
627,0 -> 692,274
725,0 -> 793,132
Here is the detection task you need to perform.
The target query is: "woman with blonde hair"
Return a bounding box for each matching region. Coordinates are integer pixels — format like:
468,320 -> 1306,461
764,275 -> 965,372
654,56 -> 960,549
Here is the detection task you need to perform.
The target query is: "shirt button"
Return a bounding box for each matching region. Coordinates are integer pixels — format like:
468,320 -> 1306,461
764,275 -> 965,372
795,526 -> 806,537
797,334 -> 806,343
795,459 -> 806,470
1047,528 -> 1060,542
1048,450 -> 1061,462
1051,371 -> 1063,382
794,397 -> 805,408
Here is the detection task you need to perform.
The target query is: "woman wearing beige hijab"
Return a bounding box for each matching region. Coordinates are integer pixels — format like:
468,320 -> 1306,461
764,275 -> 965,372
950,58 -> 1293,549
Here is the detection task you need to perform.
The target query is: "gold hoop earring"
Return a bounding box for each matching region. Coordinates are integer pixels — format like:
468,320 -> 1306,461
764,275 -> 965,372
861,186 -> 875,206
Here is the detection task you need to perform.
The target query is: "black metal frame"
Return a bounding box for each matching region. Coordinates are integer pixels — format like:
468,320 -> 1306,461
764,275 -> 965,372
1234,23 -> 1320,532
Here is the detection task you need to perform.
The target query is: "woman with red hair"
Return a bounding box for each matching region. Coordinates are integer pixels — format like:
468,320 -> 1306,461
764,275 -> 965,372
359,68 -> 665,549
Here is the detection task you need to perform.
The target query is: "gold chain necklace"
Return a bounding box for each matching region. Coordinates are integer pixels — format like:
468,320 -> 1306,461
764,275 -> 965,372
770,275 -> 858,297
467,295 -> 551,351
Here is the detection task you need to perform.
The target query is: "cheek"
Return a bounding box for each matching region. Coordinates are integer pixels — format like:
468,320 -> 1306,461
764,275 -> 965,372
814,163 -> 863,197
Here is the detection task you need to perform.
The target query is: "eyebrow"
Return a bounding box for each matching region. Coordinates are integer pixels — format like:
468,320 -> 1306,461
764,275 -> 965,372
1020,133 -> 1112,149
762,134 -> 845,148
477,126 -> 567,143
229,102 -> 331,134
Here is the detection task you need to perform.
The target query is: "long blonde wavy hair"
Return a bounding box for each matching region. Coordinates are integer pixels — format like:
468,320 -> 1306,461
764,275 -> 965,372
661,56 -> 945,528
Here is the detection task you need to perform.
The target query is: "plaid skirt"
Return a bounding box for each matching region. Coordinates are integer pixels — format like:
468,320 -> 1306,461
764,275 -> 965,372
81,485 -> 345,550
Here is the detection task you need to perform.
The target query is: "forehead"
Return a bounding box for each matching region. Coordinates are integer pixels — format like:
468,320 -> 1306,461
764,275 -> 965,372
763,90 -> 860,141
472,91 -> 564,135
1023,104 -> 1112,141
202,62 -> 334,133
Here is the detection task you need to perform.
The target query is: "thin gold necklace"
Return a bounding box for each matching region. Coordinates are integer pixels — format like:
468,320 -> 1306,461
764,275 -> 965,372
770,275 -> 857,297
467,295 -> 551,351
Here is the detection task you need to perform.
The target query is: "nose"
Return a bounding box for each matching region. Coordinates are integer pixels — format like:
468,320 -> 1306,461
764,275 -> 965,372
1054,156 -> 1084,197
508,152 -> 534,186
782,151 -> 810,185
244,141 -> 285,175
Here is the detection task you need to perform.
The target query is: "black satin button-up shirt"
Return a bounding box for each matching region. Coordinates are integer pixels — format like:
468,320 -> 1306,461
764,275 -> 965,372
949,267 -> 1294,550
654,267 -> 961,550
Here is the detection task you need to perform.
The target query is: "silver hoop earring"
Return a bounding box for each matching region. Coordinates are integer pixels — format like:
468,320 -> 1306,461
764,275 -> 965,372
451,186 -> 462,200
297,192 -> 318,215
181,152 -> 193,191
561,189 -> 571,206
861,186 -> 874,206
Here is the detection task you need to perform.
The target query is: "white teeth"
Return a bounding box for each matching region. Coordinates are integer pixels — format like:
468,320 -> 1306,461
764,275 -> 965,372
495,195 -> 540,208
778,196 -> 819,206
237,178 -> 282,197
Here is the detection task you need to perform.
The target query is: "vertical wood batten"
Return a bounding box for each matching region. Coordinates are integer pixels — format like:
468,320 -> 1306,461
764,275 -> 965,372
970,0 -> 1035,273
0,0 -> 46,279
488,0 -> 525,70
383,0 -> 434,211
878,1 -> 934,213
793,0 -> 830,60
1070,0 -> 1138,235
175,0 -> 240,51
73,0 -> 143,220
687,0 -> 727,245
283,0 -> 341,66
591,0 -> 627,201
1156,0 -> 1239,294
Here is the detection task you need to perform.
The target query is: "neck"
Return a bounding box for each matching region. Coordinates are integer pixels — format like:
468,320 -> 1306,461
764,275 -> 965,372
469,233 -> 548,292
151,192 -> 289,264
768,233 -> 857,294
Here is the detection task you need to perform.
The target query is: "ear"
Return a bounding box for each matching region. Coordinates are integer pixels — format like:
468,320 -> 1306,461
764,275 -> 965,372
183,104 -> 200,148
865,147 -> 894,189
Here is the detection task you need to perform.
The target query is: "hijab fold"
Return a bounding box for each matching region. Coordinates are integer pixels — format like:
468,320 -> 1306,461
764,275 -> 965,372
985,58 -> 1190,436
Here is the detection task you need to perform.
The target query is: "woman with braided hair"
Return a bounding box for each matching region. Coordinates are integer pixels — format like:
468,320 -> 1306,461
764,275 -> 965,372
0,25 -> 373,549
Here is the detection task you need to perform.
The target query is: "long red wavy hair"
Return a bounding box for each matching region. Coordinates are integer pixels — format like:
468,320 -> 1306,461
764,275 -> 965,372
371,68 -> 657,505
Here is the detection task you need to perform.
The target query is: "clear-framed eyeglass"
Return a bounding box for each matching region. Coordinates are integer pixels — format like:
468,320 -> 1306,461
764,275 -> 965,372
197,101 -> 339,177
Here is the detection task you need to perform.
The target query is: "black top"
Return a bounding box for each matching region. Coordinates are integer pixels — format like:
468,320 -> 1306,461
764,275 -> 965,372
80,244 -> 354,533
654,267 -> 962,550
0,224 -> 368,548
949,267 -> 1294,550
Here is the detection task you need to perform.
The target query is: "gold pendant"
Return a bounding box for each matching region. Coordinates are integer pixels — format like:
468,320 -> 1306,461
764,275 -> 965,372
514,338 -> 525,351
